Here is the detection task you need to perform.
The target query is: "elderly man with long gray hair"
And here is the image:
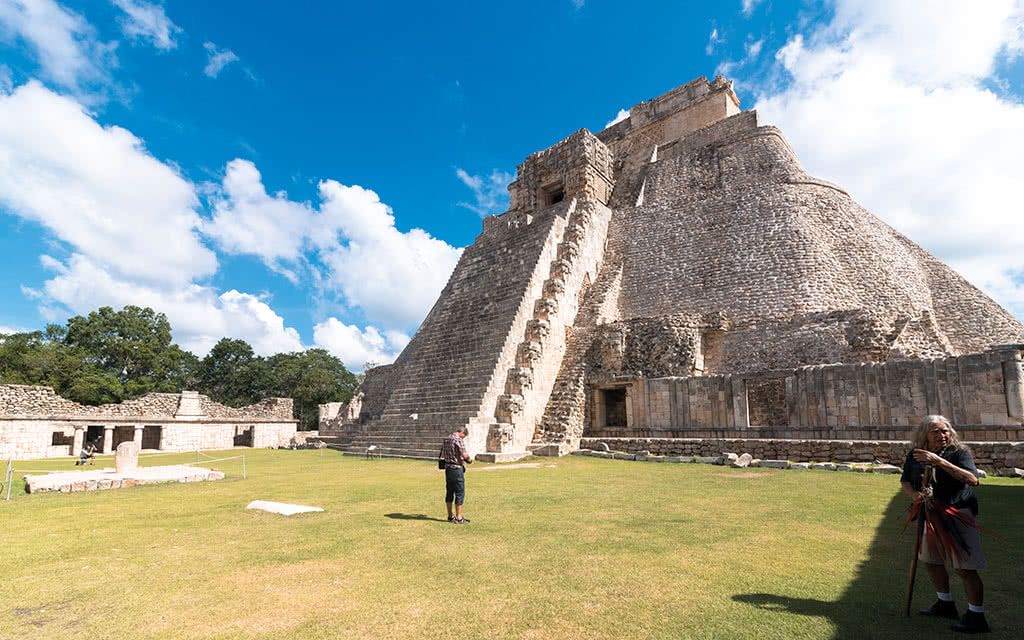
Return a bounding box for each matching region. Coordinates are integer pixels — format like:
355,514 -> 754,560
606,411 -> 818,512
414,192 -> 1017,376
900,415 -> 989,634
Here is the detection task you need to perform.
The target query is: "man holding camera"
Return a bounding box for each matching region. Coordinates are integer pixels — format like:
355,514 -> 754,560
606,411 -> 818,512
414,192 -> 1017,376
441,425 -> 472,524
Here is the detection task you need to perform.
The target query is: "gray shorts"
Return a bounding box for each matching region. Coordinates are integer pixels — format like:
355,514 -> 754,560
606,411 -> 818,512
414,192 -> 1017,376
919,512 -> 986,571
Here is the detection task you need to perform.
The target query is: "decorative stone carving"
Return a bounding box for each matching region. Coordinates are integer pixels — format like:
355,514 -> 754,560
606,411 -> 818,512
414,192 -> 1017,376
544,278 -> 566,298
507,367 -> 534,394
551,258 -> 573,280
516,342 -> 543,368
487,422 -> 515,452
534,297 -> 559,320
496,395 -> 525,422
526,319 -> 550,342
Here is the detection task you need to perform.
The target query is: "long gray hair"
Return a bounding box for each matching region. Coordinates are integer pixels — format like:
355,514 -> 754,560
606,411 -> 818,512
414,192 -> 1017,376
910,415 -> 968,453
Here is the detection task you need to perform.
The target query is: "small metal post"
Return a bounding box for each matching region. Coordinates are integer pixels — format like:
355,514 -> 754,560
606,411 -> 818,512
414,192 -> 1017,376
5,459 -> 12,501
242,454 -> 247,480
195,448 -> 200,464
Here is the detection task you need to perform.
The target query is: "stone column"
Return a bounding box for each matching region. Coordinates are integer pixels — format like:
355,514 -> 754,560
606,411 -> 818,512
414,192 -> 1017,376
133,425 -> 144,447
102,425 -> 115,454
72,426 -> 85,456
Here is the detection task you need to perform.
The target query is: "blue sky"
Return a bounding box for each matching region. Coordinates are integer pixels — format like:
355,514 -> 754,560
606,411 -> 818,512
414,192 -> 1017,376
1,1 -> 1023,369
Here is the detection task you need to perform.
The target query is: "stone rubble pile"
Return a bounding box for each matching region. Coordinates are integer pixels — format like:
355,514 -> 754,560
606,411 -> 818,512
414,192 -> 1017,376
571,449 -> 1015,477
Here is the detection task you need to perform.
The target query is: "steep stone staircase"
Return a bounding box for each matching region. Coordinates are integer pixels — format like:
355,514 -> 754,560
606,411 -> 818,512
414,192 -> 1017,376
489,200 -> 613,457
340,201 -> 576,459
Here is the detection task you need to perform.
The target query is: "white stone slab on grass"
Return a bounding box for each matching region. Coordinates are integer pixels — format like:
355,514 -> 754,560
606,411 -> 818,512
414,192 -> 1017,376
246,500 -> 324,516
25,465 -> 224,494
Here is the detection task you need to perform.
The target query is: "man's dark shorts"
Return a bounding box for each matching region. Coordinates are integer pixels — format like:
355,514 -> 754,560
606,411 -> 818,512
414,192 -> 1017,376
445,466 -> 465,505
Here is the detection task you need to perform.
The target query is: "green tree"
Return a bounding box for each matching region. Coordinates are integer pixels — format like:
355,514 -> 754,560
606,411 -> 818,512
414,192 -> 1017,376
63,305 -> 189,397
197,338 -> 272,407
266,349 -> 358,430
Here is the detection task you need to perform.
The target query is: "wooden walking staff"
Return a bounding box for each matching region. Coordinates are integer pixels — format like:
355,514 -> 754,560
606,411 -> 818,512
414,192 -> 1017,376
904,463 -> 934,616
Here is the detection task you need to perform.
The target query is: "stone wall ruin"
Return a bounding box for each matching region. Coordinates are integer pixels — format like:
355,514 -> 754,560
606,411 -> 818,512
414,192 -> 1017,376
0,384 -> 297,460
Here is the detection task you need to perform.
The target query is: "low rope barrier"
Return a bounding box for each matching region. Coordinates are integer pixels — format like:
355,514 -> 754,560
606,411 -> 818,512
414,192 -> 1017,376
184,454 -> 245,465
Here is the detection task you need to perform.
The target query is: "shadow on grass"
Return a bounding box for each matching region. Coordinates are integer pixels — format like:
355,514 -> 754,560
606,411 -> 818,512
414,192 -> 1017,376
384,513 -> 448,522
732,484 -> 1022,639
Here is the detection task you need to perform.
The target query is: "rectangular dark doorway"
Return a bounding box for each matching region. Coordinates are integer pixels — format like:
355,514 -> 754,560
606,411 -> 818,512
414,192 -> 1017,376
234,426 -> 254,447
603,388 -> 628,427
86,425 -> 104,449
142,426 -> 162,449
541,181 -> 565,206
113,425 -> 134,449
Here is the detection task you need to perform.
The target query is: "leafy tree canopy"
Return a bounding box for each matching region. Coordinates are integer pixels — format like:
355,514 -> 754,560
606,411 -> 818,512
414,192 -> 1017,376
0,306 -> 359,428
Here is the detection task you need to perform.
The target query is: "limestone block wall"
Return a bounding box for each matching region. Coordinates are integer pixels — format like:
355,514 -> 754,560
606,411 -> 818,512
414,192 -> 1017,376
0,420 -> 52,460
252,422 -> 298,448
587,347 -> 1024,443
200,397 -> 293,420
160,423 -> 236,451
0,384 -> 294,421
598,76 -> 741,152
509,130 -> 614,212
0,385 -> 300,459
579,437 -> 1024,470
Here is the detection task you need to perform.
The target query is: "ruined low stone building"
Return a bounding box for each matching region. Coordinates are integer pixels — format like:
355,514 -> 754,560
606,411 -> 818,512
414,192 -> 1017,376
322,76 -> 1024,465
0,385 -> 297,460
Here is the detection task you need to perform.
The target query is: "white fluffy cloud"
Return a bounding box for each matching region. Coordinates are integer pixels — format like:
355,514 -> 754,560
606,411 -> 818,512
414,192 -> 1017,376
455,167 -> 513,217
41,254 -> 303,355
205,163 -> 463,330
0,0 -> 116,97
110,0 -> 180,50
603,108 -> 630,129
741,0 -> 763,18
753,0 -> 1024,319
0,81 -> 306,356
312,318 -> 410,370
0,81 -> 216,286
204,159 -> 310,281
203,41 -> 239,78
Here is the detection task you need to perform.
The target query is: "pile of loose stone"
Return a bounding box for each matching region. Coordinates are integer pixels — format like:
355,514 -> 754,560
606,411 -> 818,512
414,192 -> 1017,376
571,447 -> 1023,478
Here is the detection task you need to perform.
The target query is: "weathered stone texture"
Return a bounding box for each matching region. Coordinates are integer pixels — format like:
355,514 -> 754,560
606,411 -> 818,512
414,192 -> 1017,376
0,385 -> 297,460
580,437 -> 1023,471
0,384 -> 291,420
337,75 -> 1024,460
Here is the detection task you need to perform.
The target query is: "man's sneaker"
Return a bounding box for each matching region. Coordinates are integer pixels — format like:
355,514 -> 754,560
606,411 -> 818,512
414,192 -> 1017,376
952,611 -> 991,634
920,599 -> 959,619
453,517 -> 470,525
447,515 -> 455,522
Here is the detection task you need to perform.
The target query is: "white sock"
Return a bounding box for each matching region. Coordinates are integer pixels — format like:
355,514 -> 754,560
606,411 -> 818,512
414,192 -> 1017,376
968,604 -> 985,613
937,592 -> 954,602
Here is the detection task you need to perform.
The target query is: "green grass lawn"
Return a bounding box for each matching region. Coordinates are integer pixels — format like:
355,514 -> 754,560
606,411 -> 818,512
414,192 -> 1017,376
1,450 -> 1021,640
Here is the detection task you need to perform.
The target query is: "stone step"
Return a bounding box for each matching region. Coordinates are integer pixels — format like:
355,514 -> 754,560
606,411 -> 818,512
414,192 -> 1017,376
344,445 -> 440,458
341,450 -> 437,461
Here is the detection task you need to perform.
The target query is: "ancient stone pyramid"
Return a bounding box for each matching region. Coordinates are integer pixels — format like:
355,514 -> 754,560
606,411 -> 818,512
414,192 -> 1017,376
333,76 -> 1024,461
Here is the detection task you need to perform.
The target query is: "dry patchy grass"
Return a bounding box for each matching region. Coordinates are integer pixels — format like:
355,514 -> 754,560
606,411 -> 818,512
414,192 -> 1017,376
1,450 -> 1021,639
